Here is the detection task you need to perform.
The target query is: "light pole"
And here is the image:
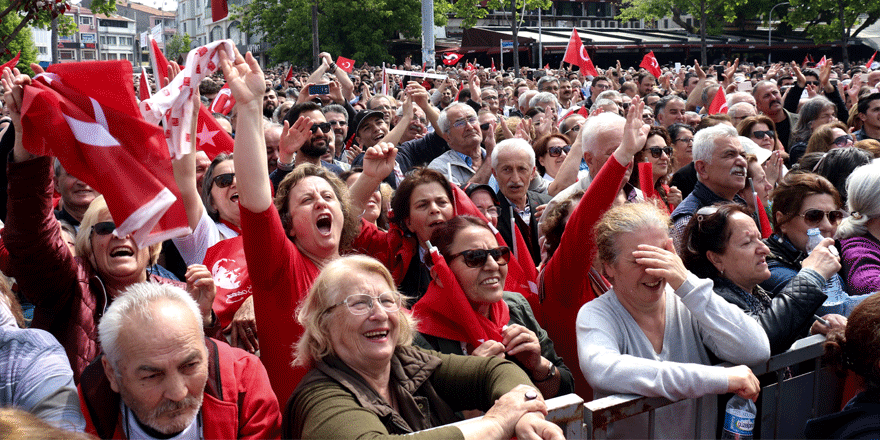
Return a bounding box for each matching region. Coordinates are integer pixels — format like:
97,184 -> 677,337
768,2 -> 789,64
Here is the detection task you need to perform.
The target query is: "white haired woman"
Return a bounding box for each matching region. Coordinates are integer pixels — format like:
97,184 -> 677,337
837,162 -> 880,295
288,255 -> 563,440
576,202 -> 770,438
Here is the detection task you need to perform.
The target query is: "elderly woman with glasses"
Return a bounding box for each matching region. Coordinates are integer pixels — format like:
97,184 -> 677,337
681,203 -> 844,354
576,202 -> 769,438
411,216 -> 574,399
761,172 -> 869,316
288,255 -> 564,440
0,67 -> 217,381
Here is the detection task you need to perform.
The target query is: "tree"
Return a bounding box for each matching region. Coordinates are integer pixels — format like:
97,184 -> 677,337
615,0 -> 740,65
238,0 -> 436,67
0,0 -> 39,75
785,0 -> 880,67
165,33 -> 192,62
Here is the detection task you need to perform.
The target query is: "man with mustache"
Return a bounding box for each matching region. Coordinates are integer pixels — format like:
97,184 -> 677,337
670,124 -> 753,254
753,80 -> 799,149
78,283 -> 281,439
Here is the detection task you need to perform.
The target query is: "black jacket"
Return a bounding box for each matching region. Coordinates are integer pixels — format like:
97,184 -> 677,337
495,190 -> 551,267
805,391 -> 880,439
712,271 -> 826,354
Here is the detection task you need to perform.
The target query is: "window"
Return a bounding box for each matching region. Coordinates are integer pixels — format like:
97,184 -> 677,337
59,50 -> 75,60
82,51 -> 96,60
80,16 -> 92,25
38,47 -> 47,54
183,22 -> 187,33
211,26 -> 222,41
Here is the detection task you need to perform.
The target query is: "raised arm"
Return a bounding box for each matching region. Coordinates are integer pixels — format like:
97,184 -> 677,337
350,143 -> 397,216
220,49 -> 272,214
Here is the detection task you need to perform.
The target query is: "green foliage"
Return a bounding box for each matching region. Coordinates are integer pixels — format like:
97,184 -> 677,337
165,33 -> 192,61
785,0 -> 879,43
238,0 -> 437,66
438,0 -> 552,29
616,0 -> 738,34
0,0 -> 39,75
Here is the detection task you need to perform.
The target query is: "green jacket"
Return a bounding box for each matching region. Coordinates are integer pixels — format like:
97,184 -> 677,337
286,345 -> 532,439
414,291 -> 575,397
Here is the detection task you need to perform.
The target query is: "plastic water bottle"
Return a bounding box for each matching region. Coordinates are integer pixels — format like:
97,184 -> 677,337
721,395 -> 756,439
805,228 -> 847,311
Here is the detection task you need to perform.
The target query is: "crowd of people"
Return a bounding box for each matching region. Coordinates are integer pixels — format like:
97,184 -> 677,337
1,45 -> 880,439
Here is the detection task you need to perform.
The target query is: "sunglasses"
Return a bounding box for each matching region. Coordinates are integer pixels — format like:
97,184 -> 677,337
751,130 -> 775,139
805,81 -> 820,86
831,134 -> 853,148
310,122 -> 332,133
212,173 -> 235,188
91,221 -> 116,236
480,122 -> 492,131
647,146 -> 673,158
450,246 -> 510,268
799,209 -> 845,225
548,145 -> 571,157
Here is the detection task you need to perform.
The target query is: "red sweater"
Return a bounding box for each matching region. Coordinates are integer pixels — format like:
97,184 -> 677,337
540,155 -> 627,399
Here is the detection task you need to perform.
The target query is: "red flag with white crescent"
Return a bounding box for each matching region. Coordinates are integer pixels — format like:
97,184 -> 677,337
149,36 -> 169,93
817,55 -> 827,68
867,51 -> 877,69
203,236 -> 252,329
640,51 -> 661,78
284,66 -> 294,82
562,29 -> 598,76
337,56 -> 355,73
209,83 -> 235,115
442,53 -> 463,66
707,84 -> 728,115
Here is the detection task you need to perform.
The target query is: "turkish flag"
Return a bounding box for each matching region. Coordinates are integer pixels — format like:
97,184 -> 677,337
336,56 -> 355,73
640,51 -> 661,78
442,53 -> 463,66
149,36 -> 170,93
19,61 -> 189,248
491,58 -> 496,72
284,66 -> 293,82
196,104 -> 234,160
211,0 -> 228,22
756,197 -> 772,239
138,67 -> 152,102
141,40 -> 236,159
0,51 -> 21,72
411,245 -> 510,349
867,51 -> 877,69
817,55 -> 827,68
707,84 -> 728,115
544,64 -> 550,70
209,83 -> 235,115
577,106 -> 589,117
203,236 -> 251,329
465,62 -> 476,71
562,29 -> 598,76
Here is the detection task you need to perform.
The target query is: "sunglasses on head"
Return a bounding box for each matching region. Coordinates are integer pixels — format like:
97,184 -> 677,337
646,146 -> 673,158
310,122 -> 332,133
450,246 -> 510,268
800,209 -> 845,225
548,145 -> 571,157
751,130 -> 775,139
92,221 -> 116,236
212,173 -> 235,188
831,134 -> 853,148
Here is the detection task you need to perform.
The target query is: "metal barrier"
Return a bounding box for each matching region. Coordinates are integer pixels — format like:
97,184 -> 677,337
442,393 -> 586,438
583,334 -> 846,439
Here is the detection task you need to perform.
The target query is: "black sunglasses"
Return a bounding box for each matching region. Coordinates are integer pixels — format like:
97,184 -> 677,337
310,122 -> 332,133
92,221 -> 116,236
548,146 -> 571,157
831,134 -> 853,148
450,246 -> 511,268
751,130 -> 775,139
212,173 -> 235,188
647,147 -> 673,159
800,209 -> 845,225
480,122 -> 492,131
805,81 -> 820,86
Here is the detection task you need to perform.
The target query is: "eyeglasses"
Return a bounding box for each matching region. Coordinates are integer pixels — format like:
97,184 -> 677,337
452,116 -> 478,129
751,130 -> 775,139
480,122 -> 492,131
831,134 -> 853,148
478,205 -> 499,217
646,146 -> 673,158
548,145 -> 571,157
212,173 -> 235,188
326,292 -> 400,315
805,81 -> 820,86
675,137 -> 694,144
563,124 -> 581,134
91,221 -> 116,236
593,83 -> 611,90
310,122 -> 332,133
449,246 -> 510,268
799,209 -> 845,225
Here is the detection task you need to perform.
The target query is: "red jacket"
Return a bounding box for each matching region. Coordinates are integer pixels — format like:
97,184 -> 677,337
78,337 -> 281,439
3,156 -> 213,383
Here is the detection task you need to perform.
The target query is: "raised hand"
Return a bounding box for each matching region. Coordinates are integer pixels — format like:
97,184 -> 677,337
633,238 -> 688,291
614,95 -> 650,165
361,142 -> 398,180
185,264 -> 217,323
219,48 -> 265,107
279,115 -> 313,160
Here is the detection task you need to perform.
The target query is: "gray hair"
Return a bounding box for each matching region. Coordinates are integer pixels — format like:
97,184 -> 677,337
322,104 -> 348,123
596,90 -> 623,102
263,121 -> 282,133
518,90 -> 538,110
727,102 -> 757,120
590,98 -> 618,114
581,112 -> 626,156
98,282 -> 203,370
437,102 -> 474,134
491,138 -> 535,170
792,96 -> 835,144
837,162 -> 880,240
692,123 -> 739,164
595,202 -> 670,265
529,92 -> 559,111
53,158 -> 65,179
536,75 -> 559,91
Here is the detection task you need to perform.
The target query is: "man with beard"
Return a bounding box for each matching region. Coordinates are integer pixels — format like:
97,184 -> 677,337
276,102 -> 344,178
263,88 -> 279,120
54,160 -> 98,230
322,104 -> 349,162
78,283 -> 280,439
753,80 -> 798,148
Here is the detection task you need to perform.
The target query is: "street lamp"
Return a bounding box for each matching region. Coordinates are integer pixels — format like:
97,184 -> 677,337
768,2 -> 789,64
